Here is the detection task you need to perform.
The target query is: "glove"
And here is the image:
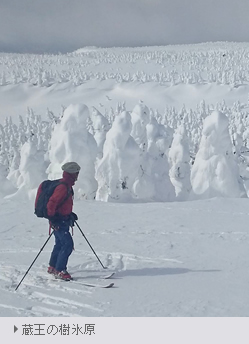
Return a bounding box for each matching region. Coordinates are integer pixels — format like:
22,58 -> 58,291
69,212 -> 78,226
49,214 -> 62,225
49,214 -> 62,230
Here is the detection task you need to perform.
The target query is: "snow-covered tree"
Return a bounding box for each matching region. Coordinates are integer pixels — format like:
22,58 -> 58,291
90,107 -> 110,158
48,103 -> 98,200
14,136 -> 48,199
0,163 -> 17,198
130,101 -> 150,153
168,125 -> 192,201
144,115 -> 175,201
7,146 -> 21,188
191,110 -> 247,199
96,111 -> 140,202
129,101 -> 158,200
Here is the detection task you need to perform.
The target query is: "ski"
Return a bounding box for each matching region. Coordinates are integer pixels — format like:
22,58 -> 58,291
99,272 -> 115,279
70,271 -> 115,280
48,275 -> 114,288
70,280 -> 114,288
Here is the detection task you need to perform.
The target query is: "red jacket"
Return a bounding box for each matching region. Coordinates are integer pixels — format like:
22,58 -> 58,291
35,172 -> 76,218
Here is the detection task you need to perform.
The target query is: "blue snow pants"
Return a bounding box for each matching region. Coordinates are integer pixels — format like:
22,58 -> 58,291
49,220 -> 74,272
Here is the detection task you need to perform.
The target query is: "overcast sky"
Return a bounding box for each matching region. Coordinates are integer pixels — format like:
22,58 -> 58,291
0,0 -> 249,54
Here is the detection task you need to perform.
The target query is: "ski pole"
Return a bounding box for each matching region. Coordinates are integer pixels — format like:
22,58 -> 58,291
15,231 -> 54,291
74,220 -> 107,269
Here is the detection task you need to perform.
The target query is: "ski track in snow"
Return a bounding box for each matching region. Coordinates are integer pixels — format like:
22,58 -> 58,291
0,265 -> 104,316
0,249 -> 186,317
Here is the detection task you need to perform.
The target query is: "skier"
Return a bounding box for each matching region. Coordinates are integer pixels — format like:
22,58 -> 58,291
45,162 -> 80,280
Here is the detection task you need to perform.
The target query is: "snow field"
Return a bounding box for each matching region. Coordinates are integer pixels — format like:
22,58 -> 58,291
1,43 -> 249,318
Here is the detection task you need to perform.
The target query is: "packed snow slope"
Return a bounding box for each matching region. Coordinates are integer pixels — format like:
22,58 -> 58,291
1,196 -> 249,317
